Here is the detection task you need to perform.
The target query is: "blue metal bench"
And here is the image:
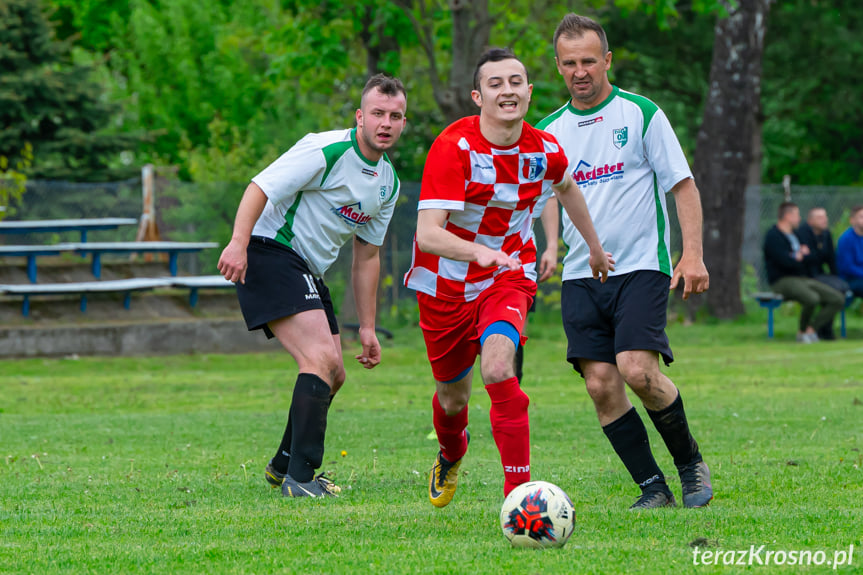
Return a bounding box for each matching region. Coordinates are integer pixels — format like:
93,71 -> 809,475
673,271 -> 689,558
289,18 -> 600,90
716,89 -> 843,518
754,291 -> 854,339
0,241 -> 219,283
73,241 -> 219,278
0,278 -> 173,316
169,275 -> 235,307
0,218 -> 137,243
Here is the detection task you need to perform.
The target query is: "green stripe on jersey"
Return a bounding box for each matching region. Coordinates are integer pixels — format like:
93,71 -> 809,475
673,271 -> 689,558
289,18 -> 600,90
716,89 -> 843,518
536,103 -> 568,130
383,154 -> 400,202
321,140 -> 352,187
275,191 -> 304,248
617,89 -> 658,137
350,127 -> 378,167
652,173 -> 671,275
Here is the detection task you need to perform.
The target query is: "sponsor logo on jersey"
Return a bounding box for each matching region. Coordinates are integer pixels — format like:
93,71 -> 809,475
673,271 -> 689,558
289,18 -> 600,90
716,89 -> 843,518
522,156 -> 546,181
473,163 -> 494,171
612,127 -> 628,149
332,202 -> 373,226
362,168 -> 378,177
572,160 -> 625,185
578,116 -> 603,127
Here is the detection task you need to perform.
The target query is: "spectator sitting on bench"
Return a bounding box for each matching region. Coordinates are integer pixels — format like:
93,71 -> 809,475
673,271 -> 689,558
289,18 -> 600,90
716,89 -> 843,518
763,201 -> 845,343
795,206 -> 849,340
836,204 -> 863,301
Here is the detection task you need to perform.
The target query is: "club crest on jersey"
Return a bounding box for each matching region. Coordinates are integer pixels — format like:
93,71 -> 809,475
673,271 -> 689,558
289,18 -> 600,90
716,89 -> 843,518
379,186 -> 388,200
522,156 -> 546,181
332,202 -> 373,226
612,127 -> 628,149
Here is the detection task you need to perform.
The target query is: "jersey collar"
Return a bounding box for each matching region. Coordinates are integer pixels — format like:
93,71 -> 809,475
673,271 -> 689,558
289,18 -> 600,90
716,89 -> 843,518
350,127 -> 381,167
566,85 -> 619,116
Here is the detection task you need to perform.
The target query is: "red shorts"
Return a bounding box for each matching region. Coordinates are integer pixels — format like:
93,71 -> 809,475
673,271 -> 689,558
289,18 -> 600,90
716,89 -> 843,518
417,274 -> 536,383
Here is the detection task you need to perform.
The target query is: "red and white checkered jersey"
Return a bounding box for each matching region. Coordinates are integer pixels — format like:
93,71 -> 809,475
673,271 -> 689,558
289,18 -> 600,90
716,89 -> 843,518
404,116 -> 569,302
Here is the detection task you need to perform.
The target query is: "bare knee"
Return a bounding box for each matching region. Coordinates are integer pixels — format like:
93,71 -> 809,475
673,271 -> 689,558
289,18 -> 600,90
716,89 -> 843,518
438,387 -> 469,415
330,364 -> 346,395
481,355 -> 515,385
583,367 -> 622,408
480,335 -> 516,384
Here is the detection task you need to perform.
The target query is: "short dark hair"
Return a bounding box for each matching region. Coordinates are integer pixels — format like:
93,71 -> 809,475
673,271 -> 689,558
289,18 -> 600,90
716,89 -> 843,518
361,73 -> 406,105
473,47 -> 528,91
553,13 -> 609,58
778,201 -> 799,220
851,205 -> 863,217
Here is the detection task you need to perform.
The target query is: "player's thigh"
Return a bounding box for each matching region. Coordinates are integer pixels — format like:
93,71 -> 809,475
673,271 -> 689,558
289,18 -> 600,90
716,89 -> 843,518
561,279 -> 616,375
237,237 -> 337,336
612,271 -> 673,367
268,310 -> 341,376
417,292 -> 480,384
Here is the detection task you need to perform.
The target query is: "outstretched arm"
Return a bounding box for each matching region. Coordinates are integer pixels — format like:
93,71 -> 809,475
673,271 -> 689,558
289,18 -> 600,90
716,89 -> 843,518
416,208 -> 522,270
217,183 -> 268,283
552,174 -> 614,282
352,235 -> 382,369
669,178 -> 709,299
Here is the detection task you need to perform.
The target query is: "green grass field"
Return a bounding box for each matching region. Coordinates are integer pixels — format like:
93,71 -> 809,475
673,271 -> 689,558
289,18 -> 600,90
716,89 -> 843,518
1,309 -> 861,574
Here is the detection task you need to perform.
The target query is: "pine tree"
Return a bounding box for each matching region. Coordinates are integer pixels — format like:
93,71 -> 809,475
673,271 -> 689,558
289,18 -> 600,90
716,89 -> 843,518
0,0 -> 138,181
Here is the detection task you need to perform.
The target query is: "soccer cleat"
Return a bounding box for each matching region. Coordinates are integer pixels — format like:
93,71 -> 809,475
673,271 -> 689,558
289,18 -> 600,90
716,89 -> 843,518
429,451 -> 463,508
281,473 -> 341,498
265,460 -> 287,488
678,460 -> 713,508
629,486 -> 677,511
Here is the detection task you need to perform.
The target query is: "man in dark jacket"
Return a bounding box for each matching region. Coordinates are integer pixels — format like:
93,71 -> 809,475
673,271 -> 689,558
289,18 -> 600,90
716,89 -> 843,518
795,207 -> 848,339
764,202 -> 845,343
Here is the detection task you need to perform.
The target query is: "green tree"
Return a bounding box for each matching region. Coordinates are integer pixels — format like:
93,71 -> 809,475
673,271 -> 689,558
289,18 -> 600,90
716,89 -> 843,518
0,0 -> 138,181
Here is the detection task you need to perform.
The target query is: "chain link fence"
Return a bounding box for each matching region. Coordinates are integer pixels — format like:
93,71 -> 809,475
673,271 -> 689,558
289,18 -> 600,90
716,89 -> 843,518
6,176 -> 862,308
745,185 -> 863,290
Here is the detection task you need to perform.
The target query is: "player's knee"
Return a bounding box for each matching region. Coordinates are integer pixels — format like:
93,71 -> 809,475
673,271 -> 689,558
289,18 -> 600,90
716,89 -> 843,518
331,364 -> 346,392
584,375 -> 617,406
437,389 -> 469,415
481,356 -> 516,385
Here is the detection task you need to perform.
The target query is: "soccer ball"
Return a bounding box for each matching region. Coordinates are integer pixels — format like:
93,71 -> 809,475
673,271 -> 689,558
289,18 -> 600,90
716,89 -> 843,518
500,481 -> 575,549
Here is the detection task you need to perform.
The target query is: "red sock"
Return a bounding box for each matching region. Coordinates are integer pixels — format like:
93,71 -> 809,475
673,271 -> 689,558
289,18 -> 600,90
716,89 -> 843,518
432,393 -> 469,462
486,377 -> 530,496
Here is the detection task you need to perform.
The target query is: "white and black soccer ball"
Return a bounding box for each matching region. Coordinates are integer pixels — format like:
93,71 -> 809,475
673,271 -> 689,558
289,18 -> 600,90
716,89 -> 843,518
500,481 -> 575,549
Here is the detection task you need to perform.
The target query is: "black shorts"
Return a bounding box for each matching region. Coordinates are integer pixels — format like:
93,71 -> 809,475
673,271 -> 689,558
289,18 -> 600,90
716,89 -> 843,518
236,236 -> 339,339
561,270 -> 673,376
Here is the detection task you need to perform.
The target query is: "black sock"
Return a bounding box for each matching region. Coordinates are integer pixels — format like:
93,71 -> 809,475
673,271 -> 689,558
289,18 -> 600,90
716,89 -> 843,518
271,410 -> 293,474
286,373 -> 332,483
602,407 -> 666,491
514,344 -> 524,384
272,393 -> 335,474
646,392 -> 702,468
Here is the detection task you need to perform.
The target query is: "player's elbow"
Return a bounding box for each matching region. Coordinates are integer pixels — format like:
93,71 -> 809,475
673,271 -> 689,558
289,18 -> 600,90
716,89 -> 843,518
415,227 -> 436,254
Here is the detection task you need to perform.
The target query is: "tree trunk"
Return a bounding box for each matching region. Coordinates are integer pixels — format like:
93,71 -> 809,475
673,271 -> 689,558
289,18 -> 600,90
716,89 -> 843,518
694,0 -> 773,319
359,5 -> 401,77
396,0 -> 491,123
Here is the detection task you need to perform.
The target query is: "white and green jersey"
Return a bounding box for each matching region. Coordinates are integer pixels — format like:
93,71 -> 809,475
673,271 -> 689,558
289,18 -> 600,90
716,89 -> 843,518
251,128 -> 399,277
536,86 -> 692,280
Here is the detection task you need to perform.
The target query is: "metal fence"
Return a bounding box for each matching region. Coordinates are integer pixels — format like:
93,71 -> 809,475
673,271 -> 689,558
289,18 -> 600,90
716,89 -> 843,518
744,185 -> 863,290
6,177 -> 863,307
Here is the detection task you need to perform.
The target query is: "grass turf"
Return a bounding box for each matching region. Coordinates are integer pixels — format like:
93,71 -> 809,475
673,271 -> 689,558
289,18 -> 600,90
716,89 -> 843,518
1,311 -> 861,574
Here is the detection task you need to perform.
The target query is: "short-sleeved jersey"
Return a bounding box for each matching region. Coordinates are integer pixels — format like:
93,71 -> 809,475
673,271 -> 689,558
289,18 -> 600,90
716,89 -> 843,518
537,86 -> 692,280
251,128 -> 399,277
404,116 -> 568,302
